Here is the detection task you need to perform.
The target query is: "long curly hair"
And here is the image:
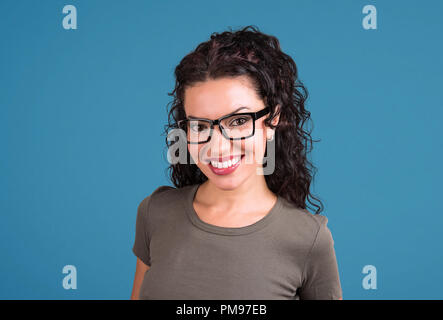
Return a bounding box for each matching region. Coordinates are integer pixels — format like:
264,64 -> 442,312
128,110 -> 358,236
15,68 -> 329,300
162,25 -> 324,215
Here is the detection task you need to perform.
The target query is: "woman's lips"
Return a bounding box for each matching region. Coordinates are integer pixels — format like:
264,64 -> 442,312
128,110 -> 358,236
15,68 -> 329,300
208,155 -> 244,175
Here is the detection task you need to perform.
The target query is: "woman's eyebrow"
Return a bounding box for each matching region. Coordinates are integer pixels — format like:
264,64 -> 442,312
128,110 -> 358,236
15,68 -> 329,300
187,106 -> 250,120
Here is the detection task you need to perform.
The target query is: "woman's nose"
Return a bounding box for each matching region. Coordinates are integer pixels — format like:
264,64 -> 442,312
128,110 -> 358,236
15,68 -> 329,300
208,125 -> 231,154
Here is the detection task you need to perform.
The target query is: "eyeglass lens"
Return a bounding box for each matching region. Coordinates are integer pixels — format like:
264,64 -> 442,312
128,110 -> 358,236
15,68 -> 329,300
186,114 -> 254,142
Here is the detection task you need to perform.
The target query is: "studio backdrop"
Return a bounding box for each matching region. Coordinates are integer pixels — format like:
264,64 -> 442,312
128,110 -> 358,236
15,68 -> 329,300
1,0 -> 442,299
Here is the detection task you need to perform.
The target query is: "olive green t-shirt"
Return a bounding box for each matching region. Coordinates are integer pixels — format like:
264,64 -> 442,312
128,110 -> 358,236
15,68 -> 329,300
132,184 -> 342,300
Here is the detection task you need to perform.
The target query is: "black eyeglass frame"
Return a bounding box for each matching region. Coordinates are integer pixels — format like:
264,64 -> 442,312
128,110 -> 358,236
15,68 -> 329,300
177,106 -> 271,144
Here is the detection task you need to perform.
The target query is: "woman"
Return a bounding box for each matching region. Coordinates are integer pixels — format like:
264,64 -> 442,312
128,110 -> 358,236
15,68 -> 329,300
131,25 -> 343,300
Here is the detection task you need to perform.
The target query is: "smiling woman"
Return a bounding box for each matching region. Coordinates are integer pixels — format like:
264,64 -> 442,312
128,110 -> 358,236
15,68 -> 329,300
131,25 -> 343,300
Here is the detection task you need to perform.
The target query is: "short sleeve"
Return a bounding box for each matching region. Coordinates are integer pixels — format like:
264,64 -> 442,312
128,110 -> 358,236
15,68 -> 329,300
132,195 -> 153,267
299,215 -> 343,300
132,185 -> 175,267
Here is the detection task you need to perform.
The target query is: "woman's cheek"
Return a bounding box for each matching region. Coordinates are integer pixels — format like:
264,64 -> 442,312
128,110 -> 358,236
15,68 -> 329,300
244,136 -> 266,168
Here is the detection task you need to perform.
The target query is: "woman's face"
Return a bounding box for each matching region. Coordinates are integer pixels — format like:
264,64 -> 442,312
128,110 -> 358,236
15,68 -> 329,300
183,76 -> 277,190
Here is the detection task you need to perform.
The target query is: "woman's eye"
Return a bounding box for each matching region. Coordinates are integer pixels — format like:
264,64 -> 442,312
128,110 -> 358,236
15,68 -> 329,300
230,117 -> 248,126
191,124 -> 207,132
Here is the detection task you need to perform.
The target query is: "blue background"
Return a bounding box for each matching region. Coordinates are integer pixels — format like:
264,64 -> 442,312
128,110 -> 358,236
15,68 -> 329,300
1,0 -> 442,299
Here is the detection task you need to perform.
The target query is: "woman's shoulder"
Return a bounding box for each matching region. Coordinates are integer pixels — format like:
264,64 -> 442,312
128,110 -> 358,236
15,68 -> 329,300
138,184 -> 193,212
276,197 -> 336,253
278,196 -> 331,235
151,185 -> 177,196
139,185 -> 179,205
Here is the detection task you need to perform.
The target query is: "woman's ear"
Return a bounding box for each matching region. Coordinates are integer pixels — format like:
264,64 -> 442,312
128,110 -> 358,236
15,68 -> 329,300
271,104 -> 281,127
266,104 -> 281,140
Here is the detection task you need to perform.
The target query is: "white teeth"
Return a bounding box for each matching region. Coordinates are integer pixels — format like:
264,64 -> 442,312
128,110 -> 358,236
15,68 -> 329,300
211,156 -> 241,169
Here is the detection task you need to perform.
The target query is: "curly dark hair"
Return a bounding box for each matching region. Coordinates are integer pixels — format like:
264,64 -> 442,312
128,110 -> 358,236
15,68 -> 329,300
162,25 -> 324,215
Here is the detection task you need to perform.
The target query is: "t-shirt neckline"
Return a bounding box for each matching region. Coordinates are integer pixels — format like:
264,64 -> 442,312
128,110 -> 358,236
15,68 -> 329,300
184,183 -> 282,236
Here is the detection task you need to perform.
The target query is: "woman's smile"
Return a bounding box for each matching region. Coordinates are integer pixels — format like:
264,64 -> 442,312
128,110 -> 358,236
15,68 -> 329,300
207,154 -> 245,175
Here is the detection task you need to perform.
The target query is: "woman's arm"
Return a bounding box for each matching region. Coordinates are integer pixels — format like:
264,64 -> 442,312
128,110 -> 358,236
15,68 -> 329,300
130,257 -> 150,300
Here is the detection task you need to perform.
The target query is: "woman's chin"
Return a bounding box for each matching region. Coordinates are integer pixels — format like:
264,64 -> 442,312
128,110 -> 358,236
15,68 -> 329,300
207,176 -> 244,191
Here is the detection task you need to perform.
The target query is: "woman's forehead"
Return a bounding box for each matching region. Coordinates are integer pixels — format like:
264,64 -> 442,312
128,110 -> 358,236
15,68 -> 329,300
183,77 -> 262,119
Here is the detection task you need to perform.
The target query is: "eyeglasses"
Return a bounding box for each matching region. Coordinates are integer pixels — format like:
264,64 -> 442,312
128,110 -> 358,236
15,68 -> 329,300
177,106 -> 270,144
